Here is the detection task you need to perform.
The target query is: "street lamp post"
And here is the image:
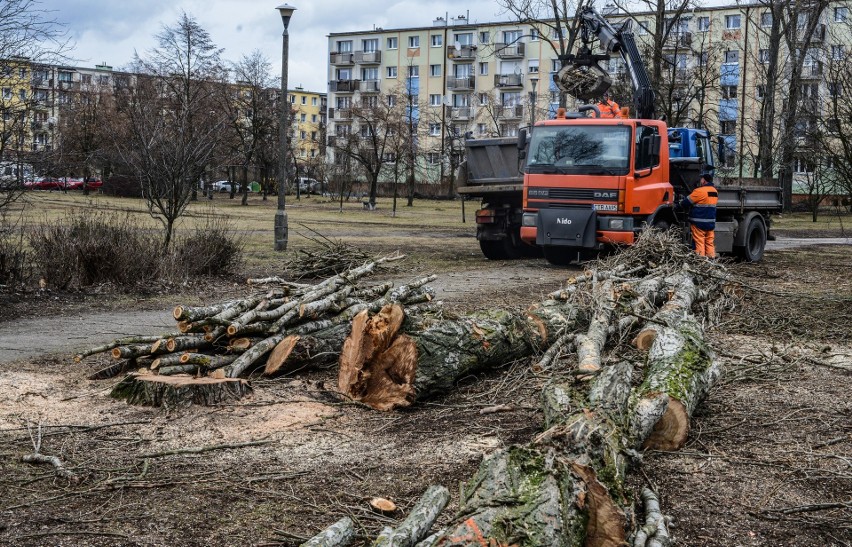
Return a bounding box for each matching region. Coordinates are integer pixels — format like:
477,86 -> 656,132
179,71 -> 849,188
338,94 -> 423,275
274,3 -> 296,251
529,77 -> 538,128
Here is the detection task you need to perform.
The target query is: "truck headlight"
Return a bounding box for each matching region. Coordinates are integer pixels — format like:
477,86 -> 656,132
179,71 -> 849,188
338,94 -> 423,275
610,219 -> 624,230
522,213 -> 537,227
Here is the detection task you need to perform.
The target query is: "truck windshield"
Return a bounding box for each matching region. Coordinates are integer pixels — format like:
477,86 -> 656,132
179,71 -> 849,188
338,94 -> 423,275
526,125 -> 631,175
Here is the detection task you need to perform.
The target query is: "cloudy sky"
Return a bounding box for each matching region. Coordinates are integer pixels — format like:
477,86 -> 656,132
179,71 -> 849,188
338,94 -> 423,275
39,0 -> 513,92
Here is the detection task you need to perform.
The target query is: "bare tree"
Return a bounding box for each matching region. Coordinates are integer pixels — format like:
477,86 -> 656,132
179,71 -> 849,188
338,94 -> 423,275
221,50 -> 277,205
815,49 -> 852,207
115,12 -> 226,248
0,0 -> 69,208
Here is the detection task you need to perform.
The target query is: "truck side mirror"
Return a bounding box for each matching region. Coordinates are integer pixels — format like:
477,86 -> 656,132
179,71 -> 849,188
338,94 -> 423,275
517,128 -> 528,160
716,136 -> 726,166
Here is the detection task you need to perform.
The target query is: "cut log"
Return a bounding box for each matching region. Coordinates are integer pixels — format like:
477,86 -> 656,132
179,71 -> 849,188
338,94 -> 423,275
631,316 -> 721,451
575,279 -> 616,374
264,335 -> 301,376
633,488 -> 671,547
179,353 -> 238,369
373,485 -> 450,547
339,300 -> 579,410
173,299 -> 243,322
299,516 -> 355,547
151,353 -> 185,370
110,374 -> 252,406
157,364 -> 201,376
263,323 -> 353,377
111,344 -> 154,360
74,335 -> 174,362
166,335 -> 209,353
632,271 -> 700,350
225,333 -> 286,378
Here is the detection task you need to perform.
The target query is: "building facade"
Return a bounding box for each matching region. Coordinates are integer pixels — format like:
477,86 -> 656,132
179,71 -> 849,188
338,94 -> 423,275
326,3 -> 851,189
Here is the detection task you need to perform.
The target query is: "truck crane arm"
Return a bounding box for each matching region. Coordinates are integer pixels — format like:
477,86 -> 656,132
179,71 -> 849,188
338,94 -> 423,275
553,6 -> 656,120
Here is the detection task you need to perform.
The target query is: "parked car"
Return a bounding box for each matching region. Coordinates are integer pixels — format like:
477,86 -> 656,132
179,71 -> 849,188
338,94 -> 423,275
297,177 -> 323,195
212,180 -> 236,193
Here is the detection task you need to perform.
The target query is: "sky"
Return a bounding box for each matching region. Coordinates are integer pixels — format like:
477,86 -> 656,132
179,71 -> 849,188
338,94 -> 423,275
38,0 -> 512,92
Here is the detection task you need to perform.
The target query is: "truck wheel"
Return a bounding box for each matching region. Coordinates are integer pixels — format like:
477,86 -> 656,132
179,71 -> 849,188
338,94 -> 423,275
542,246 -> 575,266
735,216 -> 766,262
479,239 -> 521,260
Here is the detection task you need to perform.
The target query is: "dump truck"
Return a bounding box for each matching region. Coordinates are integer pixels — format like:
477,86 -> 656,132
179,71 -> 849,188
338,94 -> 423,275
457,6 -> 782,264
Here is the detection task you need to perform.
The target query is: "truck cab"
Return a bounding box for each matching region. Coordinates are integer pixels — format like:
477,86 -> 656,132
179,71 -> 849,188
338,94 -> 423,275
520,115 -> 672,264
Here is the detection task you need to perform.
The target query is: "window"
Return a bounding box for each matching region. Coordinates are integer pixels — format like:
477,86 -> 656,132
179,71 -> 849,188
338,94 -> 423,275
501,124 -> 519,137
427,152 -> 441,164
4,87 -> 13,99
638,21 -> 650,35
311,114 -> 317,123
479,31 -> 490,44
301,96 -> 306,104
761,11 -> 772,27
836,7 -> 848,22
530,29 -> 539,41
698,16 -> 710,31
300,113 -> 306,122
408,65 -> 419,77
336,40 -> 353,53
429,123 -> 441,136
829,81 -> 842,97
832,45 -> 845,60
386,66 -> 397,78
311,149 -> 317,158
430,64 -> 441,77
99,75 -> 109,85
387,37 -> 398,49
479,62 -> 489,75
455,33 -> 474,46
479,93 -> 488,105
725,15 -> 741,29
724,50 -> 739,64
721,85 -> 738,99
431,35 -> 442,47
18,67 -> 26,78
756,85 -> 766,99
759,49 -> 770,63
720,120 -> 736,134
477,123 -> 487,135
551,59 -> 561,72
362,38 -> 379,52
502,30 -> 522,44
58,71 -> 72,82
430,94 -> 442,106
312,97 -> 317,106
382,152 -> 396,163
300,131 -> 306,139
336,67 -> 352,80
387,95 -> 396,106
408,36 -> 420,48
18,89 -> 25,100
528,59 -> 539,74
793,157 -> 814,173
697,51 -> 709,67
635,125 -> 661,169
82,74 -> 92,84
311,131 -> 317,140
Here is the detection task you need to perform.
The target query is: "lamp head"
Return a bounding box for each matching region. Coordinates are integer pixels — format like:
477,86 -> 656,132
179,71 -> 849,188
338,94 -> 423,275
276,4 -> 296,29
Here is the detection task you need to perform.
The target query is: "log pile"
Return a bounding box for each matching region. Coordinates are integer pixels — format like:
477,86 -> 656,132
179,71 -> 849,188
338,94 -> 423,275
323,231 -> 731,546
77,255 -> 442,406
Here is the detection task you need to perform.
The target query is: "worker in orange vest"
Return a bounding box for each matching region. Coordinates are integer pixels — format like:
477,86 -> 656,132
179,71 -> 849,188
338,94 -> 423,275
680,173 -> 718,257
597,92 -> 621,118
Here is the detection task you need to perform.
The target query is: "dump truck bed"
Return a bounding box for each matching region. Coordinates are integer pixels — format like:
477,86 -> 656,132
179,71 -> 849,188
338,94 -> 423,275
457,137 -> 523,197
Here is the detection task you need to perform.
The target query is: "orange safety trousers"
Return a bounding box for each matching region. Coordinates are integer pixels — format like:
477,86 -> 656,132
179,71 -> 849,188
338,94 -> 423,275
691,224 -> 715,257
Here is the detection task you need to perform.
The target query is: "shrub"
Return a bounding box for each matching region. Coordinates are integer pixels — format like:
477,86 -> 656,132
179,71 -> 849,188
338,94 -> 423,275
171,214 -> 242,277
0,219 -> 29,289
29,212 -> 160,289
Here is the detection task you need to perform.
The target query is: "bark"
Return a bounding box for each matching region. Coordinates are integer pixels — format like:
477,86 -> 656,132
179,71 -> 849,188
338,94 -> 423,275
110,374 -> 252,406
436,363 -> 635,547
299,517 -> 355,547
75,335 -> 173,362
339,300 -> 579,410
111,344 -> 154,360
225,333 -> 286,378
373,485 -> 450,547
633,488 -> 671,547
632,272 -> 699,351
575,280 -> 615,374
630,316 -> 721,451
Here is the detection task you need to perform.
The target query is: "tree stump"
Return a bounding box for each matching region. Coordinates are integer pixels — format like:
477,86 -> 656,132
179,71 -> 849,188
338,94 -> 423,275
110,374 -> 252,406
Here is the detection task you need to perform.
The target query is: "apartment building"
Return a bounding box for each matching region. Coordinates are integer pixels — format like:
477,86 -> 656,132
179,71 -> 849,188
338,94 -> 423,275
326,3 -> 851,187
288,86 -> 328,168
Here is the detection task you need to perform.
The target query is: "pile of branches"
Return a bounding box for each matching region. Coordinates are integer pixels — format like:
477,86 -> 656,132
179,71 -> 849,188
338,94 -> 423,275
77,254 -> 438,406
285,227 -> 372,279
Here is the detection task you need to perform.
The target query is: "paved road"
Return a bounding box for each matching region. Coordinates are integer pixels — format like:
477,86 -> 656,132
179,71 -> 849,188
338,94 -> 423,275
0,237 -> 847,364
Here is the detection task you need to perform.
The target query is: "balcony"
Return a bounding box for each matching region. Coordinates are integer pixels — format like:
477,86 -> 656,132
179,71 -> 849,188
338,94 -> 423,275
495,42 -> 525,59
57,80 -> 73,90
797,23 -> 826,43
359,80 -> 380,93
333,108 -> 352,120
329,79 -> 359,93
801,62 -> 823,79
31,77 -> 52,88
330,52 -> 354,65
451,107 -> 471,120
353,51 -> 381,64
663,32 -> 692,49
447,75 -> 475,91
494,73 -> 524,88
447,45 -> 477,60
496,104 -> 524,119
